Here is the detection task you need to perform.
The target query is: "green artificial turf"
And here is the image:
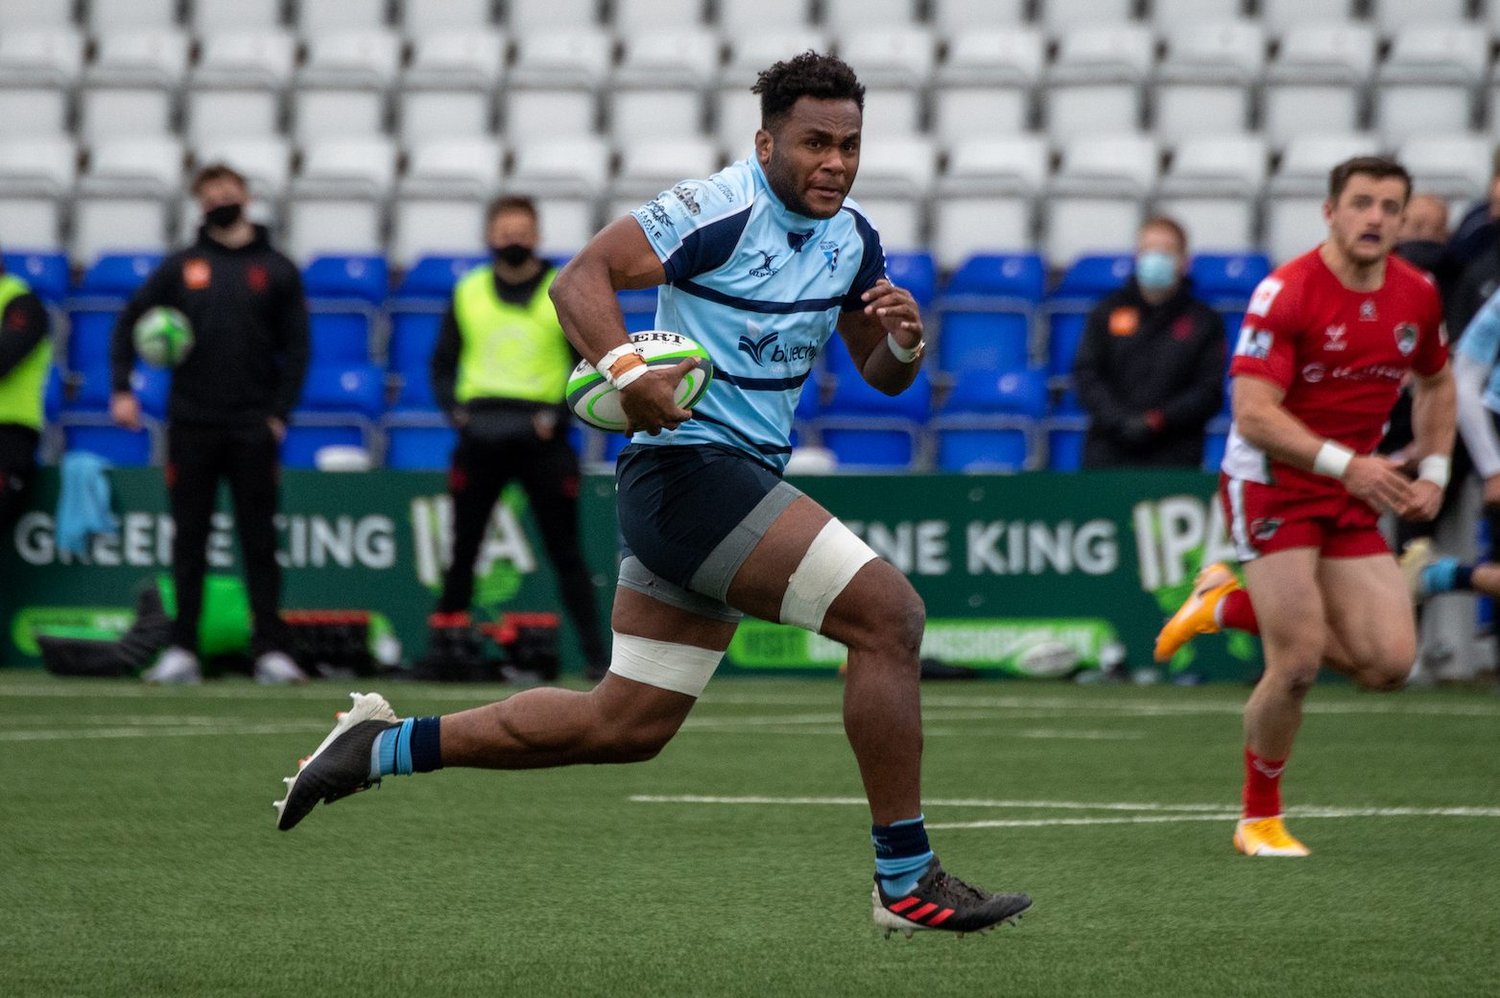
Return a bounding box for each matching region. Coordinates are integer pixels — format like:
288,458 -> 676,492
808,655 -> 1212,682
1,673 -> 1496,997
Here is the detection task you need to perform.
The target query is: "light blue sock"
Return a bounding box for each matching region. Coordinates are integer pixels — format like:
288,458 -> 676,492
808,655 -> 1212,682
1421,557 -> 1459,596
872,815 -> 934,897
368,718 -> 415,780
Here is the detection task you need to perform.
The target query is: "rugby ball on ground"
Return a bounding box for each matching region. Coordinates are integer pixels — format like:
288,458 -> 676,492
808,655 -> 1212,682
133,306 -> 194,368
567,330 -> 713,432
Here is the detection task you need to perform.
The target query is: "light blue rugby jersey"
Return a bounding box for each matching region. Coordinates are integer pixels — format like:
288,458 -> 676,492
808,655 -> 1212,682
627,156 -> 886,470
1458,286 -> 1500,411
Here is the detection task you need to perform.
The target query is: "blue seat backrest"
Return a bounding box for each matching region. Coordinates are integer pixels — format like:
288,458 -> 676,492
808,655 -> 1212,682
308,310 -> 373,364
386,425 -> 455,470
78,254 -> 163,297
130,364 -> 171,419
64,425 -> 152,466
943,367 -> 1049,417
297,363 -> 385,418
388,311 -> 443,374
1053,254 -> 1133,298
1047,311 -> 1089,378
1190,253 -> 1270,301
826,367 -> 932,419
393,255 -> 485,301
281,425 -> 365,469
391,371 -> 438,411
1047,425 -> 1086,471
937,311 -> 1030,373
943,253 -> 1046,301
936,427 -> 1030,472
884,251 -> 938,308
302,255 -> 388,303
66,308 -> 118,370
820,425 -> 916,468
3,252 -> 69,302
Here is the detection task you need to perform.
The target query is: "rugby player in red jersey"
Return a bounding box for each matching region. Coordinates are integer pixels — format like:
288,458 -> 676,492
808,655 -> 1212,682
1154,157 -> 1456,856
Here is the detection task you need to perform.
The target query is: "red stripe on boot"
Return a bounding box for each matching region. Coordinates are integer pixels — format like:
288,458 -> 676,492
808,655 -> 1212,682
889,896 -> 921,914
908,902 -> 938,921
925,908 -> 956,927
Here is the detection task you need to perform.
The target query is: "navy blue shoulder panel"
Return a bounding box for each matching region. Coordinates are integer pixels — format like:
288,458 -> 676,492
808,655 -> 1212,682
839,206 -> 887,312
662,206 -> 754,285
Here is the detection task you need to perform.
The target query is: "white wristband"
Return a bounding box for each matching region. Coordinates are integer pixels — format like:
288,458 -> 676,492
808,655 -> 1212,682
612,362 -> 649,391
1313,440 -> 1355,479
1418,454 -> 1451,489
886,331 -> 924,363
596,343 -> 644,388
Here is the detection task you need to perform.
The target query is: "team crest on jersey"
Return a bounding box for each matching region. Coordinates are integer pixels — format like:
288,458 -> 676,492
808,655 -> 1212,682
1247,277 -> 1283,317
183,258 -> 211,289
1394,322 -> 1419,355
1251,517 -> 1283,542
1359,299 -> 1378,321
821,239 -> 840,275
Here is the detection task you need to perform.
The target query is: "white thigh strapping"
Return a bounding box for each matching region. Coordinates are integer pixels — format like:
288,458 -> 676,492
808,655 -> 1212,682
779,518 -> 878,632
607,631 -> 724,698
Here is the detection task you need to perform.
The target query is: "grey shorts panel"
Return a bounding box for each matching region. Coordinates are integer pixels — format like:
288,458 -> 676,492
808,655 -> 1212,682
618,555 -> 744,623
688,480 -> 803,602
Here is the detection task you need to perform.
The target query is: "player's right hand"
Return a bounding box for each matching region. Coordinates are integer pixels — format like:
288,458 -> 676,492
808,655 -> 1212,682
619,357 -> 698,436
1342,454 -> 1414,513
109,391 -> 141,431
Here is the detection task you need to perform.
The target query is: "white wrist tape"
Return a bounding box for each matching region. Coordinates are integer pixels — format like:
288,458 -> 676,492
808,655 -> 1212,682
1418,454 -> 1451,489
596,343 -> 645,388
886,332 -> 923,364
1313,440 -> 1355,479
612,363 -> 649,390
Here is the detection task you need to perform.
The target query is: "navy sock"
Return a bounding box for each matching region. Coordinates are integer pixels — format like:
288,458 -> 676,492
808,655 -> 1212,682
872,815 -> 934,897
369,717 -> 444,780
1454,565 -> 1475,591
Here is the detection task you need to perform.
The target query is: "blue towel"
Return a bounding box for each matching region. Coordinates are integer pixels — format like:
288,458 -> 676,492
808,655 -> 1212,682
57,451 -> 119,557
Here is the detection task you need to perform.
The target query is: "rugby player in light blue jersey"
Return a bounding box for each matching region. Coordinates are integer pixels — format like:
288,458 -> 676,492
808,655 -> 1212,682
273,52 -> 1030,939
1401,284 -> 1500,603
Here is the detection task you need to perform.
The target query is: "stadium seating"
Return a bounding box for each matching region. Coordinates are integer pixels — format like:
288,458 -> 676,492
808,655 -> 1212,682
399,31 -> 505,145
0,28 -> 81,139
187,30 -> 297,142
1153,21 -> 1263,142
935,253 -> 1046,373
0,137 -> 77,250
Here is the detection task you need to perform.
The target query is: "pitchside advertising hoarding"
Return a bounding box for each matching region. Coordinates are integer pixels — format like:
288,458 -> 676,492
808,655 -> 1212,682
0,469 -> 1256,680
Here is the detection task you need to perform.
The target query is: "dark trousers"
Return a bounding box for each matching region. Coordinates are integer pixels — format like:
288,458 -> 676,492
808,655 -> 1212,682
0,423 -> 38,535
438,427 -> 606,668
167,421 -> 289,655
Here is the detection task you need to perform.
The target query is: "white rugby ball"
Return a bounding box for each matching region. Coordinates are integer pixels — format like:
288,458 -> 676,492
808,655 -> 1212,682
1012,640 -> 1080,679
566,330 -> 714,432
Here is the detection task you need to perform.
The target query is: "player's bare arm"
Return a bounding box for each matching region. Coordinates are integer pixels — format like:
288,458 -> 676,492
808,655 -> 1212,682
1401,362 -> 1457,521
1232,373 -> 1414,512
836,278 -> 924,395
550,216 -> 697,434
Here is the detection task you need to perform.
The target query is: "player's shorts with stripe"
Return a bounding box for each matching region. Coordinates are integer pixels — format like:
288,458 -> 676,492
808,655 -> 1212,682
614,443 -> 802,621
1220,473 -> 1389,561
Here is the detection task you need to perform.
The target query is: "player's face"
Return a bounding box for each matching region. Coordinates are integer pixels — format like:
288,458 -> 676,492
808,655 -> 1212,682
756,97 -> 862,219
486,209 -> 539,252
1324,175 -> 1408,266
196,176 -> 248,215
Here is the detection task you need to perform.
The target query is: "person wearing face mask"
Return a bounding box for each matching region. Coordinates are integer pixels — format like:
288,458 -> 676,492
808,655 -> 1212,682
107,162 -> 311,684
423,194 -> 608,682
1071,216 -> 1225,468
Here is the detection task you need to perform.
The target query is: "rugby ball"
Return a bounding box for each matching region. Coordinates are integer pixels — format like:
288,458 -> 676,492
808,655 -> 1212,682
1012,640 -> 1080,679
133,306 -> 194,368
566,330 -> 713,432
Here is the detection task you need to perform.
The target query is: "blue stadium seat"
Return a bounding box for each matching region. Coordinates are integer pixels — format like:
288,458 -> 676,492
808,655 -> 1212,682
942,368 -> 1049,418
65,312 -> 117,371
1046,311 -> 1089,379
64,424 -> 153,466
934,426 -> 1031,472
1046,419 -> 1088,471
823,335 -> 861,380
884,251 -> 938,308
1053,254 -> 1134,298
387,311 -> 443,377
794,377 -> 822,421
44,365 -> 64,423
3,252 -> 70,302
391,371 -> 438,412
1190,253 -> 1270,301
308,310 -> 375,364
393,256 -> 485,301
281,425 -> 367,469
304,256 -> 387,366
65,366 -> 112,412
820,423 -> 921,468
936,253 -> 1046,373
619,287 -> 659,333
825,367 -> 932,419
385,424 -> 456,470
603,431 -> 632,463
77,254 -> 163,297
302,255 -> 389,303
296,363 -> 385,419
1203,420 -> 1230,471
130,365 -> 171,419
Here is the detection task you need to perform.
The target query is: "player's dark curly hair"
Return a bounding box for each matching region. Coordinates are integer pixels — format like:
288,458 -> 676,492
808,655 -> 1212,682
752,51 -> 865,129
1328,156 -> 1412,203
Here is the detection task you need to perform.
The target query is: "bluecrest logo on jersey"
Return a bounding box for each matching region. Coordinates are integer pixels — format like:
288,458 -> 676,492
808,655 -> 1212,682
1394,322 -> 1418,355
821,239 -> 840,275
736,320 -> 818,366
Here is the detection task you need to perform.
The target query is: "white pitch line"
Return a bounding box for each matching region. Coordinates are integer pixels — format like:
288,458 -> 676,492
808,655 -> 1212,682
931,806 -> 1500,830
0,722 -> 330,742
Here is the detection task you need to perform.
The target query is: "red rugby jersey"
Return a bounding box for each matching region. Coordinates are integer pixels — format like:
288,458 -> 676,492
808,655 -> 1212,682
1223,248 -> 1446,493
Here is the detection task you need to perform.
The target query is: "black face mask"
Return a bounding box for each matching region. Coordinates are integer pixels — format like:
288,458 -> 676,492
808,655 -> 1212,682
490,243 -> 534,268
204,202 -> 244,228
1395,240 -> 1447,276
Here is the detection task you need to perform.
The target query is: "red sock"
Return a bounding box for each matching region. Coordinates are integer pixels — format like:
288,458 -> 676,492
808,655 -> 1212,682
1242,748 -> 1287,818
1218,589 -> 1259,634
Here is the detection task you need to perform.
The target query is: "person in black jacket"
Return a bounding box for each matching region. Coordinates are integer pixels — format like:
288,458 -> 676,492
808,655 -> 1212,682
0,251 -> 52,535
108,163 -> 311,684
1072,216 -> 1225,468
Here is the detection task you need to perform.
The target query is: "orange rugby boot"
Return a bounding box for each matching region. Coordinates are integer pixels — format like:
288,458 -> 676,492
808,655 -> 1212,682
1153,562 -> 1240,662
1233,816 -> 1310,857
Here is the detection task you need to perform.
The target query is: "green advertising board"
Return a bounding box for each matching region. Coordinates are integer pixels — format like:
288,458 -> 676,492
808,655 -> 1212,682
0,469 -> 1257,680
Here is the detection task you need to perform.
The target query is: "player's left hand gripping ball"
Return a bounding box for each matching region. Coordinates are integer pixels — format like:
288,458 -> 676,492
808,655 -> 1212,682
567,331 -> 714,433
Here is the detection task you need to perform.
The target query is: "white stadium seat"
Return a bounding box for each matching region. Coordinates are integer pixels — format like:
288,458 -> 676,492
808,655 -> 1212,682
1148,0 -> 1244,26
614,26 -> 721,102
89,0 -> 177,30
398,30 -> 505,143
510,28 -> 613,88
717,0 -> 810,31
609,136 -> 721,205
1154,133 -> 1269,252
0,28 -> 82,139
507,0 -> 600,31
933,135 -> 1048,266
292,29 -> 402,142
1153,21 -> 1264,142
1044,24 -> 1153,142
821,0 -> 916,31
612,0 -> 707,30
1263,133 -> 1380,264
188,31 -> 297,141
1397,134 -> 1495,201
0,0 -> 73,28
509,136 -> 612,253
838,28 -> 935,90
848,136 -> 937,253
297,0 -> 389,31
0,136 -> 77,250
193,135 -> 294,200
401,0 -> 496,36
393,139 -> 505,266
1373,25 -> 1485,145
930,0 -> 1026,31
1259,0 -> 1356,32
1370,0 -> 1469,33
79,29 -> 190,142
1038,0 -> 1135,31
74,135 -> 186,262
713,87 -> 763,154
1262,23 -> 1375,145
504,88 -> 599,138
609,88 -> 707,140
931,28 -> 1042,141
285,137 -> 397,262
1044,134 -> 1158,264
191,0 -> 284,31
860,88 -> 924,142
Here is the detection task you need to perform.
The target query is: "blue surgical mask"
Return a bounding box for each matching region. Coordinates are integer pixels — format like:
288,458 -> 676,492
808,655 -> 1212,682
1135,251 -> 1179,292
